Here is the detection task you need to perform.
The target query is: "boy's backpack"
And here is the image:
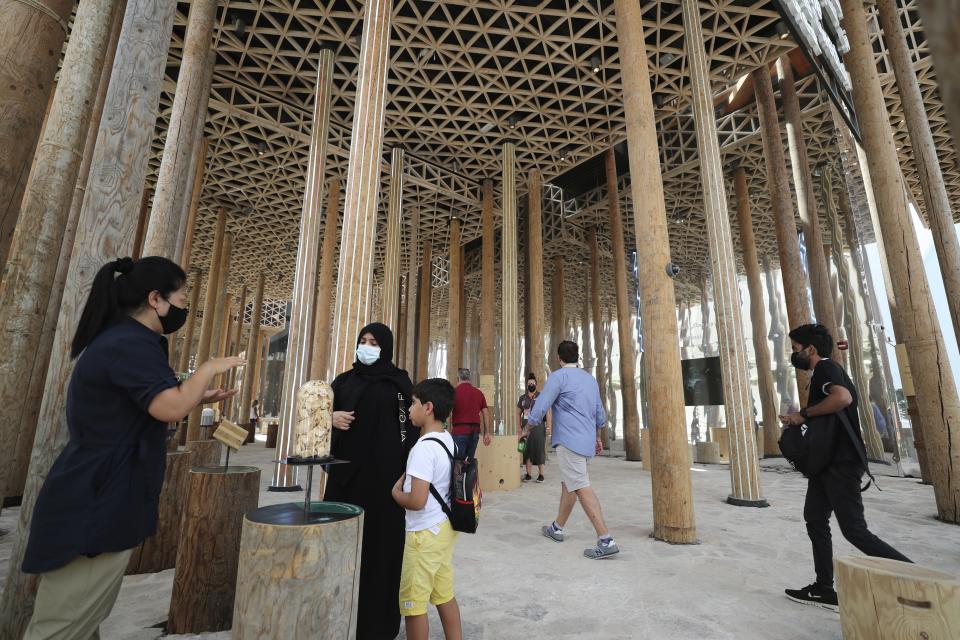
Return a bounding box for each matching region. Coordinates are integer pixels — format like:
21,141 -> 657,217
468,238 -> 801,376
425,438 -> 481,533
778,411 -> 877,491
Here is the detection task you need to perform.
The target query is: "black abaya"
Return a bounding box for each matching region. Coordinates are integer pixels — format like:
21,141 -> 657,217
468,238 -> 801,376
323,323 -> 416,640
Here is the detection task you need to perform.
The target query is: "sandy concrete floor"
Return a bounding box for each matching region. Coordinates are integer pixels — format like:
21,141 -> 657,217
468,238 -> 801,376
1,441 -> 957,640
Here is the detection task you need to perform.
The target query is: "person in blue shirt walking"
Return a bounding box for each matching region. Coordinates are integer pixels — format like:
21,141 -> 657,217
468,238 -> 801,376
527,340 -> 619,559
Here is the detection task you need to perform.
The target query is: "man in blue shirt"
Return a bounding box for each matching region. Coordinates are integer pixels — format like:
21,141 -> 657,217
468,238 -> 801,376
527,340 -> 619,559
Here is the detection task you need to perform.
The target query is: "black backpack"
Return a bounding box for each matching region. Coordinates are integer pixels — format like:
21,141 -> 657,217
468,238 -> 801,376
779,411 -> 877,490
425,438 -> 482,534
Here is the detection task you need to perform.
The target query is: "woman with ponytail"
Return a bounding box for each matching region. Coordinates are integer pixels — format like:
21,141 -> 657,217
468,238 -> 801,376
21,256 -> 246,639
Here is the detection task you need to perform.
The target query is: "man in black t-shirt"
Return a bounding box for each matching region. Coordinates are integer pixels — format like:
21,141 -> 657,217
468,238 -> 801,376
779,324 -> 910,612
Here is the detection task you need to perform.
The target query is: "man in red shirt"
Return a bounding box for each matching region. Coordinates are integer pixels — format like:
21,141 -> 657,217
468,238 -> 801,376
451,368 -> 491,461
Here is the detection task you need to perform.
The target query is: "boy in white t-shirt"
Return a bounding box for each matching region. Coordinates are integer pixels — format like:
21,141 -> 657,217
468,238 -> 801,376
391,378 -> 462,640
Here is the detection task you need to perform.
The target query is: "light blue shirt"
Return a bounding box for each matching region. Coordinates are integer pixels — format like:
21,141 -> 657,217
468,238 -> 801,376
527,365 -> 605,457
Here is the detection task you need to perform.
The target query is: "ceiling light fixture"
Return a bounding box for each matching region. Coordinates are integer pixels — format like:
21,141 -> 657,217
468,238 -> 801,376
590,56 -> 601,74
255,141 -> 266,156
231,16 -> 247,37
661,52 -> 676,66
507,115 -> 517,130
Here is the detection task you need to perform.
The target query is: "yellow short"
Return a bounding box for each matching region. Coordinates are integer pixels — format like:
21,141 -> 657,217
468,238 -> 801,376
399,519 -> 458,616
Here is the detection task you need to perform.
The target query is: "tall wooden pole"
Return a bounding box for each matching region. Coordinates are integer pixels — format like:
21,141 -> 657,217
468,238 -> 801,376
0,0 -> 124,502
615,0 -> 696,543
764,256 -> 795,413
223,283 -> 247,418
211,233 -> 234,363
877,0 -> 960,350
581,266 -> 593,373
915,2 -> 960,151
274,50 -> 334,488
396,274 -> 408,368
174,54 -> 213,264
404,208 -> 421,378
605,149 -> 641,460
382,147 -> 404,329
0,0 -> 180,628
186,209 -> 228,440
446,217 -> 463,382
457,245 -> 467,366
527,170 -> 546,386
176,269 -> 203,373
501,143 -> 520,436
841,0 -> 960,522
143,0 -> 218,257
734,168 -> 780,457
0,0 -> 74,272
753,67 -> 813,406
328,0 -> 392,376
310,176 -> 341,381
479,180 -> 497,413
239,273 -> 265,438
683,0 -> 763,504
549,255 -> 565,372
132,189 -> 151,260
416,242 -> 433,380
177,138 -> 209,269
588,228 -> 609,449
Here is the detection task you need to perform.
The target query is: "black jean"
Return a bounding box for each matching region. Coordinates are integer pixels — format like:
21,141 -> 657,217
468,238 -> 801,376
804,462 -> 911,586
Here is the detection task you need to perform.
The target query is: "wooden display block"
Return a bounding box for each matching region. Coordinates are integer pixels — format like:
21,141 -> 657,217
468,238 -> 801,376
167,466 -> 261,634
127,450 -> 196,574
709,427 -> 730,462
836,556 -> 959,639
213,419 -> 247,450
695,441 -> 724,465
186,439 -> 223,466
233,502 -> 364,639
474,434 -> 521,491
265,421 -> 279,448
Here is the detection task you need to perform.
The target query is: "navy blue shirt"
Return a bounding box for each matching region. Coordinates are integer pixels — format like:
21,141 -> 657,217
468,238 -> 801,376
23,317 -> 180,574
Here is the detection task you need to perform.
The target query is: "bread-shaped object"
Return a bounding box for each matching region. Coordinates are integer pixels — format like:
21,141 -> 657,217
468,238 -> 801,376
293,380 -> 334,459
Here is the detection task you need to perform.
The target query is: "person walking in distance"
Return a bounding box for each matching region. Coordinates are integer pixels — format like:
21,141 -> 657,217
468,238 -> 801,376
529,341 -> 618,559
450,368 -> 491,461
780,324 -> 911,611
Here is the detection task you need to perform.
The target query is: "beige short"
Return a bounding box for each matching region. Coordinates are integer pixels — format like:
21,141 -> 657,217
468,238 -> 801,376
556,445 -> 590,491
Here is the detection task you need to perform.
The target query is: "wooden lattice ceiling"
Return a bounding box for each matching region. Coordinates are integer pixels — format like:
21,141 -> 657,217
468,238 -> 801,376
142,0 -> 956,338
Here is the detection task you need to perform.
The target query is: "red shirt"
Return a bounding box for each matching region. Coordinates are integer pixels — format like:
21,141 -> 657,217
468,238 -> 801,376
451,383 -> 488,435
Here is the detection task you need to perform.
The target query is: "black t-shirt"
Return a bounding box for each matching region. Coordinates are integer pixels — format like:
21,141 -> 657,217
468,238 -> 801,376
808,358 -> 863,465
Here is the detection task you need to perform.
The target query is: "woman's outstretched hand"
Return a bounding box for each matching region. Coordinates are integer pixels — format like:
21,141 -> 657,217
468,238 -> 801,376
332,410 -> 355,430
205,356 -> 247,375
202,388 -> 239,405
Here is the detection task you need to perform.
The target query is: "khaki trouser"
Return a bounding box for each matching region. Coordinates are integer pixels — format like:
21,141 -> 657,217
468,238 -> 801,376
23,549 -> 133,640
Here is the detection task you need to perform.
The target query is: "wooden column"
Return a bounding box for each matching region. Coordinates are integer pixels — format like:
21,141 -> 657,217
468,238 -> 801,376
178,138 -> 209,269
915,2 -> 960,151
777,58 -> 842,360
501,143 -> 520,435
526,170 -> 546,386
240,273 -> 265,440
446,217 -> 463,382
176,269 -> 203,374
416,242 -> 433,380
479,180 -> 497,410
0,0 -> 180,628
457,246 -> 467,367
841,0 -> 960,522
588,228 -> 609,448
143,0 -> 218,257
0,0 -> 74,272
604,312 -> 618,439
753,67 -> 813,406
132,189 -> 151,259
396,274 -> 409,368
605,149 -> 641,460
764,256 -> 796,413
0,0 -> 124,502
614,0 -> 696,543
404,208 -> 421,377
328,0 -> 392,376
382,148 -> 403,329
274,50 -> 334,488
877,0 -> 960,350
683,0 -> 763,504
211,233 -> 234,363
549,255 -> 565,372
223,283 -> 248,417
581,267 -> 593,372
310,176 -> 341,381
187,209 -> 228,440
734,168 -> 780,456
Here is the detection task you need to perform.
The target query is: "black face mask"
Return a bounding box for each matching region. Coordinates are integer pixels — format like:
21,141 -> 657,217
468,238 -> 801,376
790,349 -> 812,371
157,301 -> 188,334
527,384 -> 536,392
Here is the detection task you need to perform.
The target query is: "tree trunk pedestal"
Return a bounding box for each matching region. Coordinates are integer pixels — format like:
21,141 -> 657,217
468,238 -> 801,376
232,501 -> 364,639
265,421 -> 279,448
475,435 -> 521,491
126,450 -> 196,574
709,427 -> 730,463
167,465 -> 261,634
186,439 -> 222,466
695,442 -> 724,465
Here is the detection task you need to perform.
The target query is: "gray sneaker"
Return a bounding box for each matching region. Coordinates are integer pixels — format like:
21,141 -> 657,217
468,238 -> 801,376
583,539 -> 619,559
541,524 -> 564,542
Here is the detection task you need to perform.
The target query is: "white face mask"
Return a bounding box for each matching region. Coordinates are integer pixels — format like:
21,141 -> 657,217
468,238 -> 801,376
356,344 -> 381,365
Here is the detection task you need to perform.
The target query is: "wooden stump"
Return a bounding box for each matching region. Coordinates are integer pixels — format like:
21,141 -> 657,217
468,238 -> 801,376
126,450 -> 195,574
167,466 -> 261,634
265,421 -> 279,448
695,442 -> 724,465
474,435 -> 521,491
709,427 -> 730,463
233,502 -> 364,639
836,556 -> 960,639
186,439 -> 222,466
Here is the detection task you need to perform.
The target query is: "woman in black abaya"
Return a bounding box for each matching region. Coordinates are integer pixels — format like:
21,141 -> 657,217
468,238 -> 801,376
324,322 -> 417,640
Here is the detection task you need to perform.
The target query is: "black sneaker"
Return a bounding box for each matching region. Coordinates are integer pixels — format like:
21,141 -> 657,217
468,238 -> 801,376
785,583 -> 839,612
523,473 -> 532,482
536,474 -> 545,483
